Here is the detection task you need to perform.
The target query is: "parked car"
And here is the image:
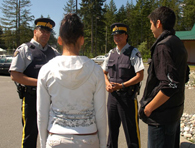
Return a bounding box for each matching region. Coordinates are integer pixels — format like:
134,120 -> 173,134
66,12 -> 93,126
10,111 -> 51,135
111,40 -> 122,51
0,57 -> 13,75
91,55 -> 107,64
0,55 -> 12,58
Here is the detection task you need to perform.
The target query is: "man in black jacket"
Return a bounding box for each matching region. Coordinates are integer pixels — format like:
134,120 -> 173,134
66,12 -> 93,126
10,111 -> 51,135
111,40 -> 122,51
139,6 -> 188,148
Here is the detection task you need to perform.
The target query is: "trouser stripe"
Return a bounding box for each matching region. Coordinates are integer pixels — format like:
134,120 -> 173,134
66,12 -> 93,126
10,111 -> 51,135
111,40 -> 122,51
134,99 -> 141,148
21,97 -> 26,148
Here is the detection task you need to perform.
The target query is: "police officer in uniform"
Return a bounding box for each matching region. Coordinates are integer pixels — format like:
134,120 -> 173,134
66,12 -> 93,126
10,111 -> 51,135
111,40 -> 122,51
9,18 -> 59,148
102,23 -> 144,148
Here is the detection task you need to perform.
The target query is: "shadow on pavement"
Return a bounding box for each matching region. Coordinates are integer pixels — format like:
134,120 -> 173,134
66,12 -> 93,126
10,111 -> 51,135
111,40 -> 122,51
181,142 -> 195,148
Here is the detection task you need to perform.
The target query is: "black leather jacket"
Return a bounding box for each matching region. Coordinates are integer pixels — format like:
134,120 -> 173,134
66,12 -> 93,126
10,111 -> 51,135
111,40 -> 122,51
139,30 -> 188,125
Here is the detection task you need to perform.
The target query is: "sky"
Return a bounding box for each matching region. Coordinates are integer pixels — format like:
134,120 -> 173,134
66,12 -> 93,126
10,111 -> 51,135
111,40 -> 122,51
0,0 -> 136,37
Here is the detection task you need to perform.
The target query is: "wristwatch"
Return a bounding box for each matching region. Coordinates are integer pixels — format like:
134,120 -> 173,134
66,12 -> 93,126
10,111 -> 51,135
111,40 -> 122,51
121,83 -> 125,89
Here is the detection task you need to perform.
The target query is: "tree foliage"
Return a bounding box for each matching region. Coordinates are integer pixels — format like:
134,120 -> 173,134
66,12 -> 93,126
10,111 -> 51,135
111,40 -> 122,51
182,0 -> 195,30
63,0 -> 76,14
0,0 -> 34,49
79,0 -> 106,57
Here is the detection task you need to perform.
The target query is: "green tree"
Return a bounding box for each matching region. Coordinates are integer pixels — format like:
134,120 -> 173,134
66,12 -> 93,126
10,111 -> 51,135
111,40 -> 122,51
103,0 -> 117,52
182,0 -> 195,30
0,0 -> 34,48
63,0 -> 76,14
79,0 -> 106,57
0,26 -> 6,49
137,41 -> 150,60
116,5 -> 127,23
125,0 -> 138,46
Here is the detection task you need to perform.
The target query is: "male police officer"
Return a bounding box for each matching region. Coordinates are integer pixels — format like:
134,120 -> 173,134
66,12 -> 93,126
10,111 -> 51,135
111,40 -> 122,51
102,23 -> 144,148
9,18 -> 59,148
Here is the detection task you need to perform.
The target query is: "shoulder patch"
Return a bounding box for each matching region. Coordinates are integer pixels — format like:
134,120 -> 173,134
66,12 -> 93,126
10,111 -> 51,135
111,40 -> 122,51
136,52 -> 142,58
14,50 -> 19,57
111,48 -> 116,53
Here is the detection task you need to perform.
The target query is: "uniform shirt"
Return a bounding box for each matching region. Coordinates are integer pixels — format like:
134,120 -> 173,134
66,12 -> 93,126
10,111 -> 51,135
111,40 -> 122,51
102,43 -> 144,73
9,38 -> 60,73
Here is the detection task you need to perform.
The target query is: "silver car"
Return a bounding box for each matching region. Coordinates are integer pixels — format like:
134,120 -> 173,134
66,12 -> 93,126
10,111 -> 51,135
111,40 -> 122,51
91,55 -> 107,64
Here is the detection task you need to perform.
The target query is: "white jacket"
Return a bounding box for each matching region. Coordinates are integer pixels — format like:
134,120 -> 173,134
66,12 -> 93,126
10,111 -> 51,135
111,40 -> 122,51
37,56 -> 107,148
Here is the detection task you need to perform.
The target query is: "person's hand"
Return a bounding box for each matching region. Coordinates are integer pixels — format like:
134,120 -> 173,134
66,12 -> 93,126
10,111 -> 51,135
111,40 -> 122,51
144,104 -> 152,117
110,82 -> 122,91
106,83 -> 114,92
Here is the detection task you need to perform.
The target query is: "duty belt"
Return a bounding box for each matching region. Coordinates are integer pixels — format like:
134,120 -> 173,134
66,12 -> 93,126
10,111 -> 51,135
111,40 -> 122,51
116,83 -> 141,96
25,86 -> 37,96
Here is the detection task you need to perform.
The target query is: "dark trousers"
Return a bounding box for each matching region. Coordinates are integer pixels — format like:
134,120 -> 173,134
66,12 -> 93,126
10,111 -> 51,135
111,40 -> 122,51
148,120 -> 180,148
174,122 -> 180,148
107,92 -> 140,148
21,91 -> 38,148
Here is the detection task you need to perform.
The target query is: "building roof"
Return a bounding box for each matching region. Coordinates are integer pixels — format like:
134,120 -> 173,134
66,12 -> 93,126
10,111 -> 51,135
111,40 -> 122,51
175,24 -> 195,40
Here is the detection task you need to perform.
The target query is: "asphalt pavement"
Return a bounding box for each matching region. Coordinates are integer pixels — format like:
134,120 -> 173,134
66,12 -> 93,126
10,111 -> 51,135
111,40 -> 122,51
0,65 -> 195,148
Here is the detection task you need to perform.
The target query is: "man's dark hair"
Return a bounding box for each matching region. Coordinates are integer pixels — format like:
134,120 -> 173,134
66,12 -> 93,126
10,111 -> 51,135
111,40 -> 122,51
59,13 -> 84,45
148,6 -> 176,30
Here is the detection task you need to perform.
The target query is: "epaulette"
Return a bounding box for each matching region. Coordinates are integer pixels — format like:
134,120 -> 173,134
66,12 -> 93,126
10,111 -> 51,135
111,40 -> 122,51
136,52 -> 142,58
111,48 -> 116,54
26,42 -> 35,49
123,46 -> 134,57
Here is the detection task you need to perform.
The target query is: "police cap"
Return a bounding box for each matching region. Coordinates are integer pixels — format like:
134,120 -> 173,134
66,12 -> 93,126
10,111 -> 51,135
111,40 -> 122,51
110,23 -> 128,35
34,18 -> 55,32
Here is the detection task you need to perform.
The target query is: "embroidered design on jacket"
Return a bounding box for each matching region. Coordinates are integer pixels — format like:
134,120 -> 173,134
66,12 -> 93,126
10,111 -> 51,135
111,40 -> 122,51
51,109 -> 96,127
167,73 -> 177,88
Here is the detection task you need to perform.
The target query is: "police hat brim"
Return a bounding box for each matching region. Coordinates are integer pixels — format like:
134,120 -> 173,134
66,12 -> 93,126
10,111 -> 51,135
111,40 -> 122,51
111,30 -> 127,35
36,26 -> 52,32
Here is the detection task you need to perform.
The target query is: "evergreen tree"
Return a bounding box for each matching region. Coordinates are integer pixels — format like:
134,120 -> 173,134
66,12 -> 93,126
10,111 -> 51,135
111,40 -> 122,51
79,0 -> 106,57
103,0 -> 117,51
182,0 -> 195,30
0,26 -> 6,49
63,0 -> 76,14
127,0 -> 156,58
125,0 -> 137,46
116,5 -> 127,23
0,0 -> 34,48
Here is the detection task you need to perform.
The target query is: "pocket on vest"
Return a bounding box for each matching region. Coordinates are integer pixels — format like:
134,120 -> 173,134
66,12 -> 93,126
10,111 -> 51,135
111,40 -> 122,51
118,64 -> 131,79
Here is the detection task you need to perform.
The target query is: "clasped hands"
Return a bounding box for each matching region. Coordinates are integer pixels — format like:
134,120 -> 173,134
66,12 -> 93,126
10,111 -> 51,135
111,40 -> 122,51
106,82 -> 122,92
106,82 -> 152,117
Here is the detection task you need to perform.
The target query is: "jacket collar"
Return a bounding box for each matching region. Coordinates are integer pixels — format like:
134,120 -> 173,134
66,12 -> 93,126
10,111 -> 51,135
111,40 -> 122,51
150,29 -> 175,56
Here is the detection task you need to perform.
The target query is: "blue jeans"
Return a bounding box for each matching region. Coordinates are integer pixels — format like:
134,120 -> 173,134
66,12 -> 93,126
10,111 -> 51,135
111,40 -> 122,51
148,120 -> 180,148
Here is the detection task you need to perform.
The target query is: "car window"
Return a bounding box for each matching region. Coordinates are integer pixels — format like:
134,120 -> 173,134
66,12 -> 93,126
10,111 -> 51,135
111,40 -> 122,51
5,59 -> 12,63
0,58 -> 6,63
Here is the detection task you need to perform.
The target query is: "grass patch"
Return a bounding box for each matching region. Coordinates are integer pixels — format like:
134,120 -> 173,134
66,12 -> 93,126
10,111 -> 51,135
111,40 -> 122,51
189,65 -> 195,71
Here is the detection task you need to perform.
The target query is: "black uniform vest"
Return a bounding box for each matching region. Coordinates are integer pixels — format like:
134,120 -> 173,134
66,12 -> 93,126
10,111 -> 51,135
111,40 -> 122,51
107,46 -> 135,83
23,42 -> 56,78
